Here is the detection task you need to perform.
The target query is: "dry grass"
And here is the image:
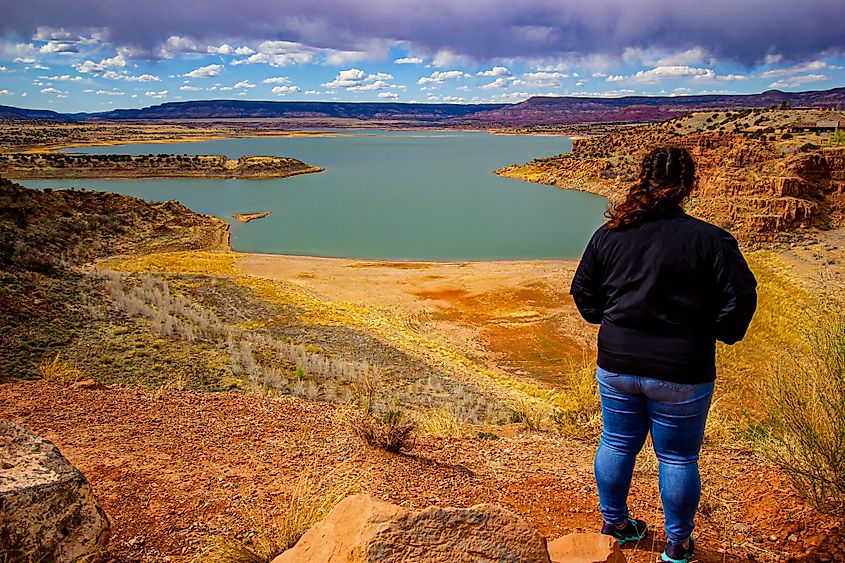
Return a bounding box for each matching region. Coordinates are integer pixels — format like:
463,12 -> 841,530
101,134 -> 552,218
197,462 -> 362,562
751,313 -> 845,513
36,353 -> 85,382
510,399 -> 549,431
552,357 -> 602,440
415,406 -> 465,438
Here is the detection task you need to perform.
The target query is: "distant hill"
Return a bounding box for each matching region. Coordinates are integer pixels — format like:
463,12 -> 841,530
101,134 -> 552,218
462,88 -> 845,126
81,100 -> 507,121
0,105 -> 74,121
1,88 -> 843,125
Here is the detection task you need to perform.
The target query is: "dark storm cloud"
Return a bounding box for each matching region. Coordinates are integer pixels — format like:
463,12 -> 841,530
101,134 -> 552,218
1,0 -> 842,65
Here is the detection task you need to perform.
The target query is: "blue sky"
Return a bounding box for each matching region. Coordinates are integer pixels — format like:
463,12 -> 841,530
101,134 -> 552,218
0,0 -> 843,112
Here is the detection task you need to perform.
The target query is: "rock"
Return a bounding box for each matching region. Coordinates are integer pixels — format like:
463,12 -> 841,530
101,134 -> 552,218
547,533 -> 626,563
71,378 -> 107,390
272,494 -> 551,563
0,420 -> 110,562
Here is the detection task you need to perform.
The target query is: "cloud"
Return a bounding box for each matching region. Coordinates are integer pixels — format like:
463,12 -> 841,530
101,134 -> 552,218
417,70 -> 466,85
378,91 -> 399,99
39,87 -> 64,94
481,77 -> 513,89
760,60 -> 843,78
476,66 -> 511,77
74,53 -> 126,74
629,65 -> 716,83
158,35 -> 198,58
179,85 -> 201,91
2,1 -> 843,66
323,68 -> 366,88
263,76 -> 291,84
320,68 -> 399,91
394,56 -> 422,64
769,74 -> 830,88
271,85 -> 300,95
13,57 -> 36,64
145,90 -> 168,98
232,40 -> 315,66
207,43 -> 255,56
183,64 -> 223,78
102,70 -> 161,81
233,79 -> 255,89
95,89 -> 124,95
0,89 -> 12,95
41,74 -> 81,81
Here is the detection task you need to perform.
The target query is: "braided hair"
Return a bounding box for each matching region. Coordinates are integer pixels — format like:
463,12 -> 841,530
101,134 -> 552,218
605,146 -> 696,229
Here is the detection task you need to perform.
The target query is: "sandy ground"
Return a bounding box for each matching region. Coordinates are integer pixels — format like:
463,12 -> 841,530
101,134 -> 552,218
238,254 -> 596,387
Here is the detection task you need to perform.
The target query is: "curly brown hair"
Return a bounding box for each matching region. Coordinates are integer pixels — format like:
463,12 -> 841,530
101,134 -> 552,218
605,146 -> 696,229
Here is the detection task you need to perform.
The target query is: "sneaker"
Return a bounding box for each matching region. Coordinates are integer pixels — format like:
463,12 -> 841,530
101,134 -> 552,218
600,517 -> 648,545
661,537 -> 695,562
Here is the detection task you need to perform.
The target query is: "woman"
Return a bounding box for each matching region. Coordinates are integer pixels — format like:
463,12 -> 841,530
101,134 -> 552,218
570,147 -> 757,563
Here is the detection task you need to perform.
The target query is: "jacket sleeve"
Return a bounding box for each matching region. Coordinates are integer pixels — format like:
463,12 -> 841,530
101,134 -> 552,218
713,235 -> 758,344
570,230 -> 605,325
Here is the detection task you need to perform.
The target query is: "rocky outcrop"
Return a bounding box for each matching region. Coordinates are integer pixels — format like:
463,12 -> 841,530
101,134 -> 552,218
0,420 -> 110,561
498,128 -> 845,243
272,494 -> 552,563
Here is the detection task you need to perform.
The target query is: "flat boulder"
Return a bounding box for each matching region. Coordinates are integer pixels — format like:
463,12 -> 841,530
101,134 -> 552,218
547,533 -> 626,563
0,420 -> 110,562
272,494 -> 551,563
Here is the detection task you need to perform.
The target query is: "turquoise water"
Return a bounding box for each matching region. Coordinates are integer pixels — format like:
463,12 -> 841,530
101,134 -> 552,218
22,130 -> 607,260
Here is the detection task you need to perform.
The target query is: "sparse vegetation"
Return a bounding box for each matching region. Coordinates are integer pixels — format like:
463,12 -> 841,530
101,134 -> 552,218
339,369 -> 417,452
551,358 -> 602,439
36,353 -> 85,382
751,313 -> 845,513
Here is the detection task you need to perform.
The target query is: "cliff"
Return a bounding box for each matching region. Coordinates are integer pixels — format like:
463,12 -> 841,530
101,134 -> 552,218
497,126 -> 845,243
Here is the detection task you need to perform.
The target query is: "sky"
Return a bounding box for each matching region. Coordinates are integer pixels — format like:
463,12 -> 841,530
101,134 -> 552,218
0,0 -> 843,113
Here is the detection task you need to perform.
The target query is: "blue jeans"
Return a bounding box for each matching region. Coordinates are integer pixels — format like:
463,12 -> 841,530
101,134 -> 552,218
594,366 -> 714,542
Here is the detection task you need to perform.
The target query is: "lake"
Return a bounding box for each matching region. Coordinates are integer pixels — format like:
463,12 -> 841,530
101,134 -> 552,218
23,130 -> 607,261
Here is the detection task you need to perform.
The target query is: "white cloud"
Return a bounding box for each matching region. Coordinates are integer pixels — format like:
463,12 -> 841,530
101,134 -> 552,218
516,71 -> 569,87
322,68 -> 366,88
655,48 -> 712,67
232,40 -> 315,67
304,90 -> 320,95
262,76 -> 291,84
481,77 -> 513,89
769,74 -> 830,88
431,49 -> 467,68
180,85 -> 202,91
271,85 -> 300,95
13,57 -> 36,64
629,65 -> 716,83
368,72 -> 393,81
760,60 -> 843,79
234,80 -> 255,89
477,66 -> 511,77
102,70 -> 161,82
394,57 -> 423,65
417,70 -> 466,85
96,89 -> 124,96
41,74 -> 81,81
0,89 -> 12,96
0,66 -> 6,72
183,64 -> 223,78
606,75 -> 625,82
378,92 -> 399,99
207,44 -> 257,56
158,35 -> 199,58
39,87 -> 64,95
592,72 -> 607,78
442,96 -> 465,103
75,53 -> 126,74
145,90 -> 168,98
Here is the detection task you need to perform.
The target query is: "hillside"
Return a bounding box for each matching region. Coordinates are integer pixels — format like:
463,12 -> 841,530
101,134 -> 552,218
2,87 -> 844,127
465,87 -> 845,126
497,108 -> 845,242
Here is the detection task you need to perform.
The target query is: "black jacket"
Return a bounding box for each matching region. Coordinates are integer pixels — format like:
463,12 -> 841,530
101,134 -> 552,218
570,205 -> 757,383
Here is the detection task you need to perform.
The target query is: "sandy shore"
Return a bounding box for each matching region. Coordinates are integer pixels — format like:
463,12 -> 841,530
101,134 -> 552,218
239,253 -> 595,385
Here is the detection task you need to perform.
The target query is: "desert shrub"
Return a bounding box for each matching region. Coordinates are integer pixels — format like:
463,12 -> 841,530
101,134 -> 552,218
340,370 -> 417,452
198,463 -> 361,562
552,359 -> 602,439
751,313 -> 845,513
36,353 -> 85,382
510,399 -> 548,431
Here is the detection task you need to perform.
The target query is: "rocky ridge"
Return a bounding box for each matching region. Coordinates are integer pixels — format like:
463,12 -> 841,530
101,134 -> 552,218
497,127 -> 845,243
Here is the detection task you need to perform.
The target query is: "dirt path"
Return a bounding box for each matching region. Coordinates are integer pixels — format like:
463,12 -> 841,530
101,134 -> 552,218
1,381 -> 839,562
